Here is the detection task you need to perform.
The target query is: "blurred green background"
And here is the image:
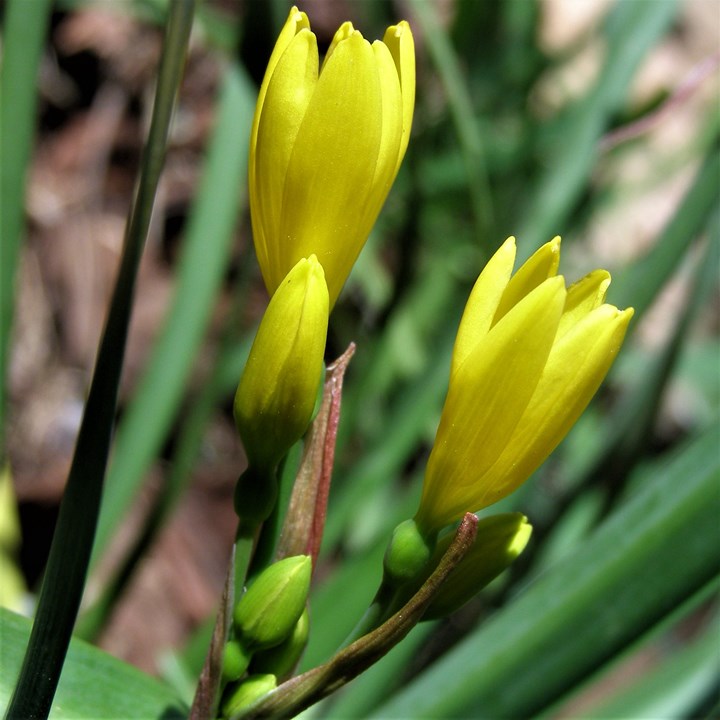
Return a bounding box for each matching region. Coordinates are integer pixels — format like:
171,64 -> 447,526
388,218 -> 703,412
1,0 -> 718,718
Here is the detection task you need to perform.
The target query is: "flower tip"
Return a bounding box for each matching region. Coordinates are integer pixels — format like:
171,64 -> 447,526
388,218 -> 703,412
509,518 -> 532,557
304,254 -> 327,283
388,20 -> 410,38
497,235 -> 517,257
598,270 -> 611,295
330,20 -> 359,49
288,6 -> 310,30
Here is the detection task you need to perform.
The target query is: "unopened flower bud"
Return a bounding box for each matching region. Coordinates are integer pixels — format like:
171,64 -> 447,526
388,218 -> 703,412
234,555 -> 311,652
222,639 -> 251,683
221,674 -> 277,718
402,513 -> 532,620
383,518 -> 434,586
234,256 -> 329,474
250,607 -> 310,678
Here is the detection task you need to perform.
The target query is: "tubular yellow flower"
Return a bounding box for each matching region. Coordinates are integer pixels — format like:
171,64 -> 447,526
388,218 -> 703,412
249,6 -> 415,307
415,237 -> 634,534
234,256 -> 329,473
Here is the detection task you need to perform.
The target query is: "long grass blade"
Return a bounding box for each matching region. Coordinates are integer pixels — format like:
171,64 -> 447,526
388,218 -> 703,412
0,0 -> 53,458
409,0 -> 495,253
5,2 -> 196,717
370,424 -> 720,718
89,59 -> 254,572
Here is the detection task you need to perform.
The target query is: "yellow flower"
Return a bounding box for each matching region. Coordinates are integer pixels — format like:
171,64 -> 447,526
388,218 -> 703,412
234,256 -> 329,473
249,6 -> 415,307
415,237 -> 634,534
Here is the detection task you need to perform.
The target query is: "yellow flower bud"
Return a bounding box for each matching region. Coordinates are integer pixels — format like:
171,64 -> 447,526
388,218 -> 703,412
234,256 -> 329,473
416,237 -> 634,534
249,6 -> 415,307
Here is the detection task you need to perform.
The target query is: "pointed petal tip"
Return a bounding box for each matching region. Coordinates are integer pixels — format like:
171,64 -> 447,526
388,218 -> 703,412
288,6 -> 310,31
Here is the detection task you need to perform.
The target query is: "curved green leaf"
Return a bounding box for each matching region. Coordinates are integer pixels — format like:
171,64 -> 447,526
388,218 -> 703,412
0,609 -> 185,719
371,424 -> 720,718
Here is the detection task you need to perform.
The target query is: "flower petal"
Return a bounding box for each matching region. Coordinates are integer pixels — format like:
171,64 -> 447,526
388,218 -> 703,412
417,276 -> 566,532
558,269 -> 610,338
382,21 -> 415,169
323,21 -> 355,69
479,303 -> 634,506
253,29 -> 319,292
493,236 -> 561,325
277,31 -> 384,305
351,39 -> 404,246
451,237 -> 516,377
249,6 -> 310,181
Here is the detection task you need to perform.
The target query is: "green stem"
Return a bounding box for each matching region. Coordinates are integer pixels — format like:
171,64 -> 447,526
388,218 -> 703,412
234,526 -> 259,598
5,3 -> 196,718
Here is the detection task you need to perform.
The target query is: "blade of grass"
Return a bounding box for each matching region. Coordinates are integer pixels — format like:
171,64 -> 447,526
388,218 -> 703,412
371,423 -> 720,718
558,602 -> 720,719
516,0 -> 679,257
5,2 -> 196,717
408,0 -> 495,254
610,138 -> 720,321
0,0 -> 53,459
538,575 -> 720,720
89,60 -> 255,573
76,60 -> 254,638
595,203 -> 720,512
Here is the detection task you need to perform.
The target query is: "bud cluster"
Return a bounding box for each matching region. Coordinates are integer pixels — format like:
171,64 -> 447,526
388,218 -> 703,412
208,5 -> 634,718
220,555 -> 312,717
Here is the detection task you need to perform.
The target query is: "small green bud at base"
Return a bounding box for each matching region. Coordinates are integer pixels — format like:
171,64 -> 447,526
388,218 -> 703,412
221,674 -> 277,718
234,467 -> 278,527
383,519 -> 435,586
250,607 -> 310,678
222,639 -> 251,683
234,555 -> 311,651
403,513 -> 532,621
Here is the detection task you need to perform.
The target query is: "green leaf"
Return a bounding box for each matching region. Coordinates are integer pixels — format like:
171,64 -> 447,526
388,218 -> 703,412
409,0 -> 494,251
0,0 -> 52,456
5,3 -> 196,717
0,608 -> 185,719
551,589 -> 720,719
610,141 -> 720,322
371,424 -> 720,718
89,60 -> 255,572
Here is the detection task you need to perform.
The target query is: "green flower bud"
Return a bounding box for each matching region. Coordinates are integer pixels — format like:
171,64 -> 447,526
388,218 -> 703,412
222,639 -> 251,683
221,674 -> 277,718
250,607 -> 309,678
404,513 -> 532,620
234,256 -> 329,474
234,555 -> 311,651
383,518 -> 434,586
